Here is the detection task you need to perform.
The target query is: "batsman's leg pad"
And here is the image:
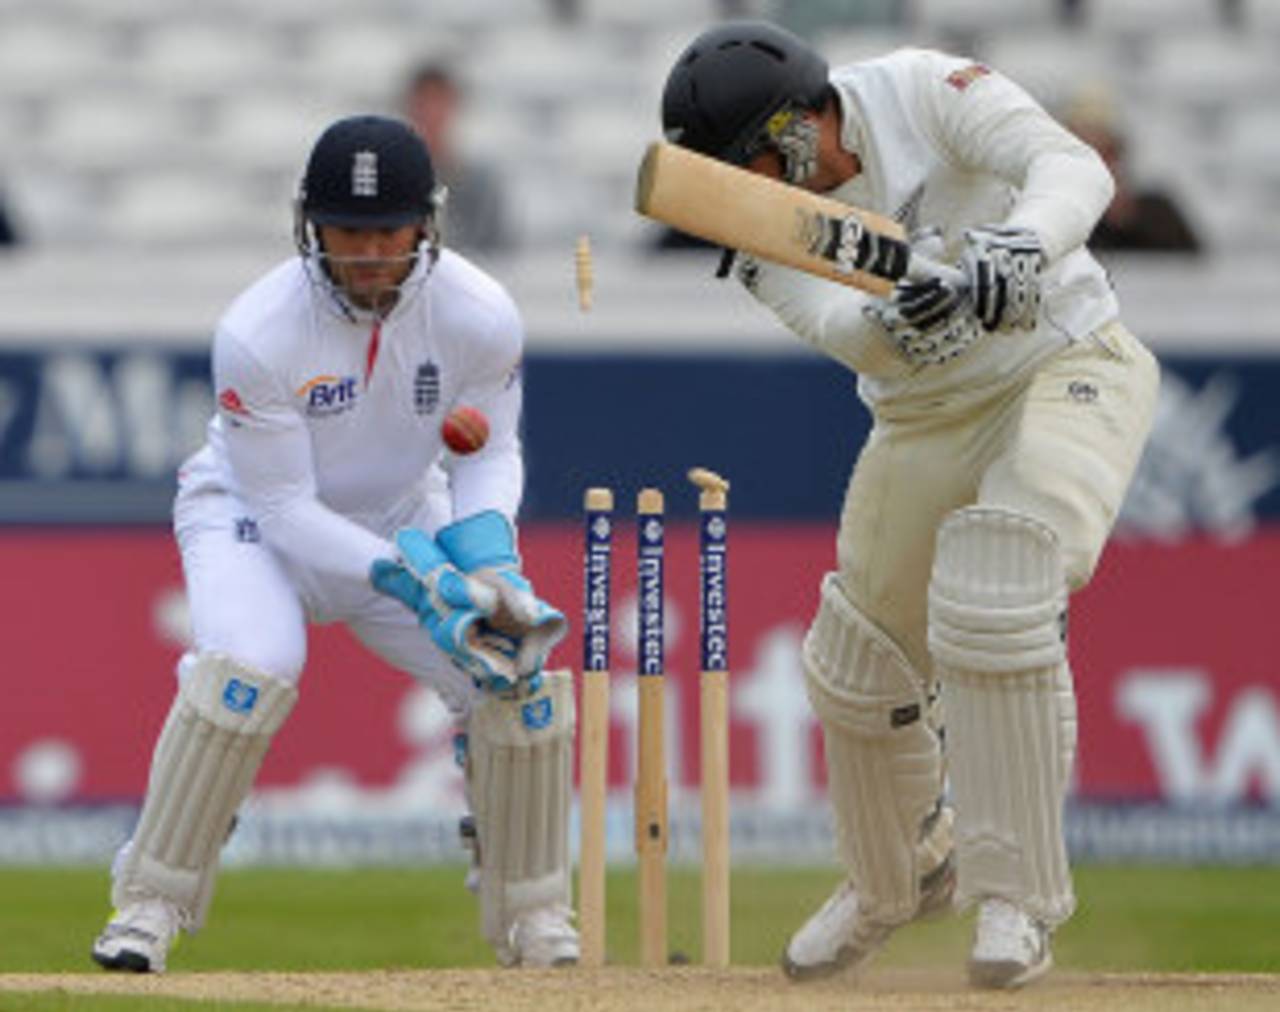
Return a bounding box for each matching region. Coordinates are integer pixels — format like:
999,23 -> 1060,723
928,506 -> 1075,927
112,653 -> 297,930
467,668 -> 575,951
803,573 -> 951,926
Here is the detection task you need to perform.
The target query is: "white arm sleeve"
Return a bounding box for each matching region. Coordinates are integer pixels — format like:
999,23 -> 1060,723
743,259 -> 906,378
922,58 -> 1114,265
214,332 -> 394,582
445,299 -> 526,523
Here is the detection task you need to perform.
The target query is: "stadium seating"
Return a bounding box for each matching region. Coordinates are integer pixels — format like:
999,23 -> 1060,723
0,0 -> 1276,253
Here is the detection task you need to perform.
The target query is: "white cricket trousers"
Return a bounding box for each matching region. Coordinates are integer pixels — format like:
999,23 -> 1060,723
172,483 -> 477,714
836,320 -> 1160,675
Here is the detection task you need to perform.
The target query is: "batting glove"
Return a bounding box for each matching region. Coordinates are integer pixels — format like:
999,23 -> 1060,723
436,511 -> 569,683
961,225 -> 1045,332
866,296 -> 984,367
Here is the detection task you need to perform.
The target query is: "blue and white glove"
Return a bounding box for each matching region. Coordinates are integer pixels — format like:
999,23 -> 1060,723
370,529 -> 522,694
436,511 -> 569,685
961,224 -> 1045,332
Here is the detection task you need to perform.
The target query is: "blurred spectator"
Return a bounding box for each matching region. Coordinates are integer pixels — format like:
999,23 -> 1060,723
0,189 -> 19,247
1063,86 -> 1202,254
546,0 -> 580,22
403,61 -> 511,256
1061,0 -> 1241,28
770,0 -> 906,35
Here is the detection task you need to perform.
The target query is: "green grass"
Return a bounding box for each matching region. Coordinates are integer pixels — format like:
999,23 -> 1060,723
0,864 -> 1276,998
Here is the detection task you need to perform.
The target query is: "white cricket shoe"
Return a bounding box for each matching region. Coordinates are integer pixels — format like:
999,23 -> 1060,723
495,903 -> 580,968
968,897 -> 1053,989
91,898 -> 181,973
781,854 -> 956,981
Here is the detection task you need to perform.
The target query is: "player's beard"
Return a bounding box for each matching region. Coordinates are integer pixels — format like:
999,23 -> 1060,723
326,252 -> 419,315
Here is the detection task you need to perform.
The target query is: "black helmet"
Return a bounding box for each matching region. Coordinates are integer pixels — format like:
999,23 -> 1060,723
299,115 -> 437,229
661,20 -> 829,165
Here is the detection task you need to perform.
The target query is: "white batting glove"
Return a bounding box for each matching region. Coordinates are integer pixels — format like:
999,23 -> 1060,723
865,297 -> 983,367
961,225 -> 1045,332
862,227 -> 980,366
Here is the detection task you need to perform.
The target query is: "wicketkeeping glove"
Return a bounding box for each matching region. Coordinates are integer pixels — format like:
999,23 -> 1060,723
961,224 -> 1045,332
370,529 -> 523,694
436,511 -> 569,683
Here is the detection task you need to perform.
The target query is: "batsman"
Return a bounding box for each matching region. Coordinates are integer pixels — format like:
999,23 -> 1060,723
657,22 -> 1159,988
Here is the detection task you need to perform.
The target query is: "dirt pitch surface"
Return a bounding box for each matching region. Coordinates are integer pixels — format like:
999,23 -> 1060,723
3,969 -> 1279,1011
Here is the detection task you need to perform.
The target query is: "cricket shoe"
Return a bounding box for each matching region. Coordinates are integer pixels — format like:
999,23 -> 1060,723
91,897 -> 181,973
781,852 -> 956,981
496,903 -> 580,968
968,897 -> 1053,989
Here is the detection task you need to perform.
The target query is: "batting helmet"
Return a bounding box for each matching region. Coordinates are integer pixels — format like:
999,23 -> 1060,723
298,115 -> 438,229
661,21 -> 830,166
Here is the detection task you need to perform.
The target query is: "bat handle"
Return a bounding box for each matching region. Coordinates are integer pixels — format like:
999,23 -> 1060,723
906,252 -> 970,292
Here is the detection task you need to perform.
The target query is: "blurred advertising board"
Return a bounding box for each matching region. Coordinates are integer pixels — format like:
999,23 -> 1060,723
0,347 -> 1277,862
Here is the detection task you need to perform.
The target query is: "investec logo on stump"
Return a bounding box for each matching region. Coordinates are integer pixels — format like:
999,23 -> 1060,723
297,374 -> 359,417
584,513 -> 611,671
700,514 -> 728,672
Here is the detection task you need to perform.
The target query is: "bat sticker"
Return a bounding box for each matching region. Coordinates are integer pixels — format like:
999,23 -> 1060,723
795,209 -> 910,281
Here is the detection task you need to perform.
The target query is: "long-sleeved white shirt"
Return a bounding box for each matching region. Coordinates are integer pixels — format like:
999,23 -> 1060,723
744,48 -> 1120,408
177,249 -> 525,584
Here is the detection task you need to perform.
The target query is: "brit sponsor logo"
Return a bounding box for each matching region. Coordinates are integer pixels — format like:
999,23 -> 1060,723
297,374 -> 358,417
233,517 -> 260,543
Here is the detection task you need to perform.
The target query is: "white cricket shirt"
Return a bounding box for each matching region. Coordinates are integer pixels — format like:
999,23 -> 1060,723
178,250 -> 525,584
744,48 -> 1121,408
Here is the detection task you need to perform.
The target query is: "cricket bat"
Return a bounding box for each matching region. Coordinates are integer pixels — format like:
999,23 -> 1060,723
635,140 -> 912,297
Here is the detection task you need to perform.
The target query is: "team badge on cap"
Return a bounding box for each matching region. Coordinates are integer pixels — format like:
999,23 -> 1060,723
352,150 -> 378,197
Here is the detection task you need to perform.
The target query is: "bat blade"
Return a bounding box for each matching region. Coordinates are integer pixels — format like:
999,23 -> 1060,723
636,141 -> 911,297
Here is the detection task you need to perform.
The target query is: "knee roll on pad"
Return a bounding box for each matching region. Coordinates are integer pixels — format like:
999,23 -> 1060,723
928,506 -> 1067,672
927,507 -> 1076,927
113,653 -> 297,929
803,574 -> 949,925
467,669 -> 575,949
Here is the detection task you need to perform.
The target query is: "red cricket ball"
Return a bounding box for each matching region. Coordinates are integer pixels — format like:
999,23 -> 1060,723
441,405 -> 490,455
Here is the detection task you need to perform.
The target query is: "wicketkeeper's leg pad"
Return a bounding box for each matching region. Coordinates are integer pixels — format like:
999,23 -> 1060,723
803,573 -> 951,927
112,653 -> 297,930
929,506 -> 1076,927
466,669 -> 575,952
